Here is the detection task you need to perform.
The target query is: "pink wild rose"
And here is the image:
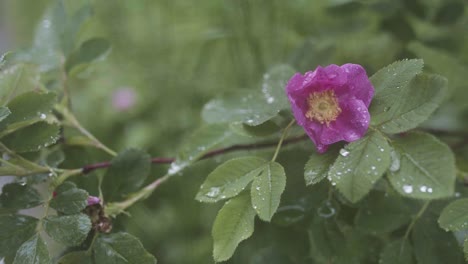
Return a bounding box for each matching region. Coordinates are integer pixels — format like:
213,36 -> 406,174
286,64 -> 374,153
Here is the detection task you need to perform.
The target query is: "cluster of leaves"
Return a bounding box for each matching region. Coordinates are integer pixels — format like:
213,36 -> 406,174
1,0 -> 468,263
0,1 -> 157,263
195,58 -> 468,262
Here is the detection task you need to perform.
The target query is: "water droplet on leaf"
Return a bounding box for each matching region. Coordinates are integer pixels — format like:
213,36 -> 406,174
339,148 -> 350,157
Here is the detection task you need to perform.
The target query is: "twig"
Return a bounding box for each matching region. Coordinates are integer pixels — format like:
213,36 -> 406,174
82,134 -> 309,174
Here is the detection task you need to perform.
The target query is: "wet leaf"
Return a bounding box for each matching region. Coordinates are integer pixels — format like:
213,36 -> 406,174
0,215 -> 38,260
196,157 -> 267,203
251,161 -> 286,221
13,234 -> 50,264
439,198 -> 468,231
328,131 -> 391,203
50,182 -> 89,215
388,132 -> 456,199
1,122 -> 60,153
93,233 -> 157,264
212,193 -> 256,262
0,183 -> 43,210
304,146 -> 339,185
43,214 -> 92,246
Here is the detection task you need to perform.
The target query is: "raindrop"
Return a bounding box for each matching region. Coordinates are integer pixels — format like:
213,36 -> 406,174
427,188 -> 433,193
371,166 -> 376,170
455,192 -> 461,197
339,148 -> 350,157
420,186 -> 427,193
267,97 -> 275,104
2,153 -> 10,161
389,150 -> 400,172
256,186 -> 260,191
39,113 -> 47,120
206,187 -> 221,198
384,107 -> 391,112
402,185 -> 413,194
317,200 -> 336,218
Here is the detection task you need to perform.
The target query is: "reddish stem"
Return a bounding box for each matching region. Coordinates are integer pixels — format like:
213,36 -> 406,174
81,134 -> 308,174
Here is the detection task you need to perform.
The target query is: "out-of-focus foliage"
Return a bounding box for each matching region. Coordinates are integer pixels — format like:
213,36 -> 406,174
1,0 -> 468,263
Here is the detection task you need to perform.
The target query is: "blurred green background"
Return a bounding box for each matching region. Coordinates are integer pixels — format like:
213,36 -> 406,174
1,0 -> 468,263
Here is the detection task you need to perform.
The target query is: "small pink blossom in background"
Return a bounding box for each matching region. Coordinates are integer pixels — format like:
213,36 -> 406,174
112,88 -> 136,111
87,196 -> 101,206
286,64 -> 374,153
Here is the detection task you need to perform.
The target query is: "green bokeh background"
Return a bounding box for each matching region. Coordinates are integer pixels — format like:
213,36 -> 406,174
2,0 -> 468,263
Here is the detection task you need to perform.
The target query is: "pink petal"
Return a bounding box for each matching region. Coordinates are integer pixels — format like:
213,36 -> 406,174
332,98 -> 370,142
338,64 -> 374,107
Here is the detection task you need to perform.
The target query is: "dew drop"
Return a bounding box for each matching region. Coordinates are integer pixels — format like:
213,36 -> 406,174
206,187 -> 221,198
420,186 -> 427,193
389,150 -> 401,172
317,200 -> 336,218
256,186 -> 260,191
2,153 -> 10,161
39,113 -> 47,120
339,148 -> 350,157
427,188 -> 433,193
402,185 -> 413,194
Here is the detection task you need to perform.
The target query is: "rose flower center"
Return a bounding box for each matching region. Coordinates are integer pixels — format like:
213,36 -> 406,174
305,90 -> 342,126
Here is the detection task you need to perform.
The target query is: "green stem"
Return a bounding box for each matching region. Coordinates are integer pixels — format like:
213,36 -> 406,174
271,120 -> 295,162
56,106 -> 117,156
403,201 -> 430,240
105,174 -> 170,216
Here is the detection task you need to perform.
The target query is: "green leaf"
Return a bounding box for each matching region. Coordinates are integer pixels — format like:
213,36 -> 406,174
387,132 -> 456,199
102,148 -> 151,200
202,92 -> 279,126
379,239 -> 414,264
0,92 -> 56,130
43,214 -> 92,246
371,73 -> 447,134
260,64 -> 296,110
0,107 -> 11,122
355,192 -> 411,234
412,212 -> 464,264
328,131 -> 391,203
0,215 -> 38,259
1,122 -> 60,153
304,146 -> 339,185
196,157 -> 268,203
56,251 -> 92,264
169,124 -> 234,175
439,198 -> 468,231
66,38 -> 111,75
212,193 -> 256,262
370,59 -> 422,127
0,64 -> 41,105
13,234 -> 50,264
93,232 -> 157,264
0,183 -> 43,210
202,65 -> 295,126
50,182 -> 89,215
251,161 -> 286,221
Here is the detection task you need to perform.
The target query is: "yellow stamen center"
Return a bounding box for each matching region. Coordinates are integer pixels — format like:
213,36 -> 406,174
305,90 -> 341,126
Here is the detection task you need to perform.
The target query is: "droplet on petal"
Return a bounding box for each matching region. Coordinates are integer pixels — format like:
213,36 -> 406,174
285,64 -> 374,153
